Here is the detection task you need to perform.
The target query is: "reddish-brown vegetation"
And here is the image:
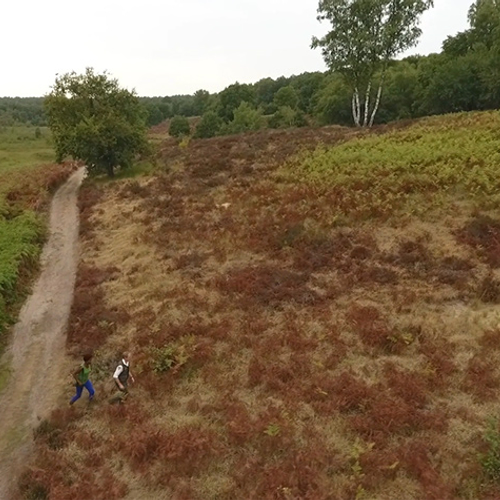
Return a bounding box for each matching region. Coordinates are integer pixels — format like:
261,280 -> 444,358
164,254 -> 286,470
4,161 -> 80,211
21,125 -> 500,499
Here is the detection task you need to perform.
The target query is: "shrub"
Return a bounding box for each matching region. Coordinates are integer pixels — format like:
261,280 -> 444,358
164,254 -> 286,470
223,102 -> 264,135
269,106 -> 307,129
169,115 -> 191,138
194,111 -> 222,138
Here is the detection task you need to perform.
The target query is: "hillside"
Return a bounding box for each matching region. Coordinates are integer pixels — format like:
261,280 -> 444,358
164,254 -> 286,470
20,111 -> 500,500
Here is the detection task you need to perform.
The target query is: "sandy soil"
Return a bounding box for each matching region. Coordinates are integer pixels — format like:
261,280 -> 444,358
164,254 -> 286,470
0,168 -> 84,499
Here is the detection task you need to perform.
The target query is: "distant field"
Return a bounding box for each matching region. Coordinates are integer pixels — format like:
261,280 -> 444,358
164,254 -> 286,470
0,126 -> 54,192
23,111 -> 500,500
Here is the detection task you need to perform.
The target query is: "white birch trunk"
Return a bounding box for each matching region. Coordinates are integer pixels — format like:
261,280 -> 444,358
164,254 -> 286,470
353,88 -> 361,127
352,92 -> 358,126
369,83 -> 383,127
363,81 -> 372,127
369,70 -> 386,127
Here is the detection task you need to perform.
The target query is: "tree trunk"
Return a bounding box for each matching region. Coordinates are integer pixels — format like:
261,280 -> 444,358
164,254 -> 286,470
369,71 -> 386,128
363,81 -> 372,127
351,93 -> 357,126
352,89 -> 361,127
368,83 -> 383,128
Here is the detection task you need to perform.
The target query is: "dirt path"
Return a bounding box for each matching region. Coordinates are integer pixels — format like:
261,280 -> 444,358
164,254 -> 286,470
0,168 -> 85,499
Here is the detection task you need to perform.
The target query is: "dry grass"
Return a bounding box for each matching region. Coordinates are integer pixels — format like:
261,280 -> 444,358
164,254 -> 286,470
21,116 -> 500,499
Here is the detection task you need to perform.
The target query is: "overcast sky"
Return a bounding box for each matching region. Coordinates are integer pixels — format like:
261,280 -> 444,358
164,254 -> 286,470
2,0 -> 473,98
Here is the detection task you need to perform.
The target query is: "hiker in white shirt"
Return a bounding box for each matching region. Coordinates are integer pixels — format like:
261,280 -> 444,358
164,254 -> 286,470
113,352 -> 135,400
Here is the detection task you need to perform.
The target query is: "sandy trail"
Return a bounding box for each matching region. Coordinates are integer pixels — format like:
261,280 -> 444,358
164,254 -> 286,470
0,168 -> 84,499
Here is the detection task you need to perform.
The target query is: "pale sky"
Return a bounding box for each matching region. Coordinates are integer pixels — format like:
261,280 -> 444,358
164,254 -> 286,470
1,0 -> 472,98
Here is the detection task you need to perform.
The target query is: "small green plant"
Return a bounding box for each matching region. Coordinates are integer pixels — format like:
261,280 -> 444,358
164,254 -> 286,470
151,346 -> 177,373
150,337 -> 196,374
481,417 -> 500,480
179,136 -> 191,149
263,423 -> 281,437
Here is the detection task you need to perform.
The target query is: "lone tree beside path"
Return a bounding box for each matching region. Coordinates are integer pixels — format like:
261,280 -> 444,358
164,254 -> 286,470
312,0 -> 434,127
45,68 -> 148,177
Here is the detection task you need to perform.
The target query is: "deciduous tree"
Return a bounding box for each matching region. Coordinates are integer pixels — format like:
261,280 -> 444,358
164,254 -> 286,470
45,68 -> 148,177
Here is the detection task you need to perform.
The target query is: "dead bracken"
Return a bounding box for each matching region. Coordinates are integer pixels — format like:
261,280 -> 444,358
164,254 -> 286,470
22,114 -> 500,500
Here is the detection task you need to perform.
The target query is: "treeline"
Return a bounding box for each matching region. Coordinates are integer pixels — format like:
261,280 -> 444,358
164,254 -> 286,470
0,98 -> 46,126
2,0 -> 499,134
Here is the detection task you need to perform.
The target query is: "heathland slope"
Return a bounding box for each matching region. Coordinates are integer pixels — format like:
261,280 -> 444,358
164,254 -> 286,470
20,111 -> 500,500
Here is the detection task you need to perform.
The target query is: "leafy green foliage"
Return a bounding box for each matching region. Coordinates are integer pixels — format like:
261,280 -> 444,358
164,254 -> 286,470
218,83 -> 255,122
223,102 -> 264,134
150,338 -> 196,374
193,89 -> 211,116
45,68 -> 148,177
169,115 -> 191,138
151,346 -> 177,373
313,74 -> 353,125
194,111 -> 223,138
269,106 -> 307,129
273,86 -> 299,110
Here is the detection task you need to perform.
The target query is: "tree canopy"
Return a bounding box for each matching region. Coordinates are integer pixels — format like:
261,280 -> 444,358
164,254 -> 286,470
312,0 -> 434,126
44,68 -> 148,177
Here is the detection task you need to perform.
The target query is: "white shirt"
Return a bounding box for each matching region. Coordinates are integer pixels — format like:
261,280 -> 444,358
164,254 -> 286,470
113,359 -> 130,379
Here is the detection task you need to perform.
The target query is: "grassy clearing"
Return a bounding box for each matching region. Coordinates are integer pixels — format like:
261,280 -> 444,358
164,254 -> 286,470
21,113 -> 500,499
0,126 -> 75,350
0,126 -> 53,192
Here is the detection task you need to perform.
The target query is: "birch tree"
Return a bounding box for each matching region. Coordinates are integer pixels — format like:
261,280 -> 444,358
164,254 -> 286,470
312,0 -> 433,127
